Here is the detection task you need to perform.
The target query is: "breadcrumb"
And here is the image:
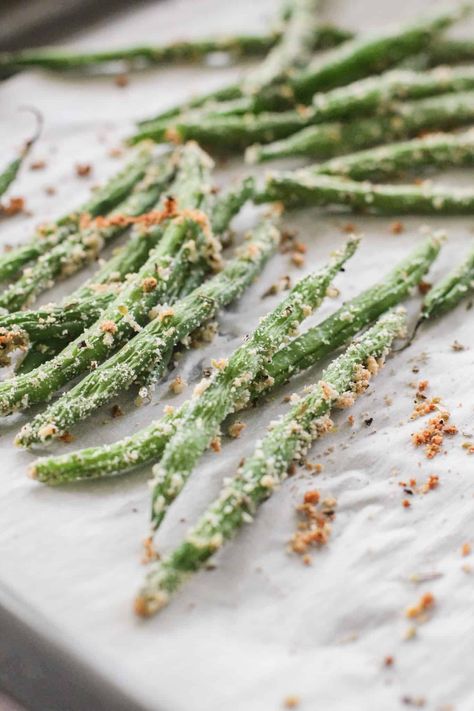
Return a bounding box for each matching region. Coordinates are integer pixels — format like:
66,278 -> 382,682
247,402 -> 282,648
157,306 -> 175,322
115,73 -> 129,87
406,592 -> 435,620
390,220 -> 404,235
420,474 -> 439,493
303,490 -> 320,505
100,320 -> 118,334
1,196 -> 25,216
412,412 -> 458,458
341,222 -> 356,233
262,275 -> 292,298
291,251 -> 305,268
75,163 -> 92,177
228,421 -> 246,438
417,280 -> 432,295
141,536 -> 159,564
30,159 -> 46,170
142,277 -> 158,293
210,436 -> 221,453
169,376 -> 186,395
290,490 -> 336,559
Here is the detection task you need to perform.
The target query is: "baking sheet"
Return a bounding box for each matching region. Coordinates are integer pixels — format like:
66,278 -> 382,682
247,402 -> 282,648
1,1 -> 474,709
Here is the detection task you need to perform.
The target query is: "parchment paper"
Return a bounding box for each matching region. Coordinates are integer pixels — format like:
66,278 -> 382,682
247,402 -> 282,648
1,1 -> 474,710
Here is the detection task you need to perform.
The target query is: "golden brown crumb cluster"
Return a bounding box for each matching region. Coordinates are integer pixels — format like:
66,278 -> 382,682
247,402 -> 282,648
75,163 -> 92,177
412,413 -> 457,458
290,490 -> 336,562
410,381 -> 457,458
80,196 -> 178,230
141,277 -> 158,293
100,320 -> 118,334
1,196 -> 25,216
0,328 -> 29,366
169,376 -> 187,395
210,436 -> 221,453
228,420 -> 246,438
390,220 -> 404,235
406,592 -> 436,621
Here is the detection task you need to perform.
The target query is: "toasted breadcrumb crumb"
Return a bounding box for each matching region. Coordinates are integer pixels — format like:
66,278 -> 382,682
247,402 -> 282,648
100,320 -> 118,334
341,222 -> 356,234
404,625 -> 417,640
293,241 -> 306,254
406,592 -> 435,620
412,412 -> 457,458
291,251 -> 305,268
111,404 -> 124,418
210,436 -> 221,453
461,542 -> 472,557
283,696 -> 300,709
411,397 -> 440,419
390,220 -> 404,234
30,159 -> 46,170
304,461 -> 322,474
290,490 -> 336,559
75,163 -> 92,177
141,277 -> 158,293
1,196 -> 25,216
108,146 -> 124,158
303,490 -> 320,505
228,421 -> 246,438
420,474 -> 439,493
279,228 -> 298,254
157,306 -> 175,322
262,275 -> 292,298
417,280 -> 432,295
169,376 -> 186,395
38,423 -> 58,440
451,340 -> 465,351
115,73 -> 129,87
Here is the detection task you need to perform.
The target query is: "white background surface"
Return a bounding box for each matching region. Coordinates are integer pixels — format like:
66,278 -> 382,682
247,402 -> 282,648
1,1 -> 474,710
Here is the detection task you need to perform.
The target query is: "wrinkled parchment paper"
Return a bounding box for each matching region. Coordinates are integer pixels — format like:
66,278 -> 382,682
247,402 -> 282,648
1,0 -> 474,709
